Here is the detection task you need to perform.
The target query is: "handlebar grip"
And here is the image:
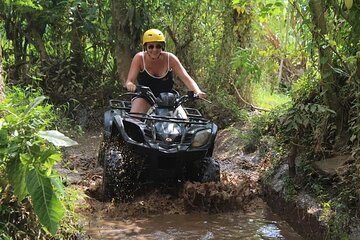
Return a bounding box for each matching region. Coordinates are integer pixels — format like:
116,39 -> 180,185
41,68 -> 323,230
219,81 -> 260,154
187,91 -> 196,99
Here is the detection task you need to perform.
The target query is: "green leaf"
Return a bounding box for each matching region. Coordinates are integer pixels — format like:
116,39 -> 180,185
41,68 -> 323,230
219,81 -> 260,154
4,0 -> 40,9
39,148 -> 58,163
317,105 -> 326,112
7,158 -> 28,201
38,130 -> 78,147
51,175 -> 65,196
345,0 -> 353,9
310,104 -> 317,113
24,96 -> 46,115
20,153 -> 32,165
26,169 -> 65,235
274,2 -> 284,7
295,115 -> 304,125
0,129 -> 8,145
326,108 -> 336,114
0,129 -> 9,160
42,151 -> 62,170
303,118 -> 310,128
8,142 -> 19,158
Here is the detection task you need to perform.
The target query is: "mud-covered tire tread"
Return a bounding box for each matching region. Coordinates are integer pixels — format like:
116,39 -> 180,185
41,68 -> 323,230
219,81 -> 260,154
97,140 -> 105,167
187,157 -> 220,183
97,126 -> 117,167
199,157 -> 220,182
102,139 -> 144,202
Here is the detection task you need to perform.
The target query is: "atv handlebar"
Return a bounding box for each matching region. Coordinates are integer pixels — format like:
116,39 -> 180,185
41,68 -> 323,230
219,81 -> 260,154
176,91 -> 212,105
120,85 -> 210,107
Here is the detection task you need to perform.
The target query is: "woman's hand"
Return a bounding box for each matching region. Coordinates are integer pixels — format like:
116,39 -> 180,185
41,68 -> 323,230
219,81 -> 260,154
196,90 -> 207,99
126,81 -> 136,92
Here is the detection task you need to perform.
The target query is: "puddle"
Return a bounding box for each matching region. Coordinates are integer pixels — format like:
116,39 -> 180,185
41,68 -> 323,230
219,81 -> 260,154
83,200 -> 303,240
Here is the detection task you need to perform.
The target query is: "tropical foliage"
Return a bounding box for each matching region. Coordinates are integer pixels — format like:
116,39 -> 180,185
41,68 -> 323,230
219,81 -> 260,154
0,0 -> 359,238
0,87 -> 77,238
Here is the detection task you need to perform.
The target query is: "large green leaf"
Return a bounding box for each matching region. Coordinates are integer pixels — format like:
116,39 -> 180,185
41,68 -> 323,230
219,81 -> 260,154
7,158 -> 28,201
38,130 -> 78,147
24,96 -> 46,115
26,169 -> 65,235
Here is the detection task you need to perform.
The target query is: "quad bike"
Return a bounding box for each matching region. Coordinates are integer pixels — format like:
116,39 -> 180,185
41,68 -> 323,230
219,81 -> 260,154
98,85 -> 220,201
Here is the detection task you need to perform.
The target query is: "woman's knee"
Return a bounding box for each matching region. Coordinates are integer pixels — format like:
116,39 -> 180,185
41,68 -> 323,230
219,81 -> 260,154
131,98 -> 151,113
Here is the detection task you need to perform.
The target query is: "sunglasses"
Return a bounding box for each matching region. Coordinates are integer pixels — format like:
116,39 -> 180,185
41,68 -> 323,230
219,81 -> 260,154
147,44 -> 162,50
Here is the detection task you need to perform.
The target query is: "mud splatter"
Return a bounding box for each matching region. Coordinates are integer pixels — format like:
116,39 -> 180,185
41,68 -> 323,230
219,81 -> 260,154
59,128 -> 266,220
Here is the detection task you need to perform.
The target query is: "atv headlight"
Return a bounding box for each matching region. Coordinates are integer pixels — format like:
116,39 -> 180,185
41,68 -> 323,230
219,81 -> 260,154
191,129 -> 211,148
156,122 -> 181,135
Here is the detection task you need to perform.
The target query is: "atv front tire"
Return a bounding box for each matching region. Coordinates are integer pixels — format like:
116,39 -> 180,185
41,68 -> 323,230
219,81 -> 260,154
97,140 -> 105,167
188,157 -> 220,183
101,139 -> 143,201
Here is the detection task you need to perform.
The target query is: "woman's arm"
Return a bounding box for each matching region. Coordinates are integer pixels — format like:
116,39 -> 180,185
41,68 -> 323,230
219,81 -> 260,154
125,52 -> 142,92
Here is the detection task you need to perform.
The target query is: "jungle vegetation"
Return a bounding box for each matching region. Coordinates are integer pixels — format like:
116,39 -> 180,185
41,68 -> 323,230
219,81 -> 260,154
0,0 -> 359,238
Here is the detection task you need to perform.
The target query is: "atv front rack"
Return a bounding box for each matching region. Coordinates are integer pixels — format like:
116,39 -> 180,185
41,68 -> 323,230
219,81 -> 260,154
109,99 -> 131,110
124,112 -> 210,125
110,99 -> 209,124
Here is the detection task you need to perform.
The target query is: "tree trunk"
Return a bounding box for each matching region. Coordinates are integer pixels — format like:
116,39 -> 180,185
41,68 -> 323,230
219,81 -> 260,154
5,16 -> 27,82
28,28 -> 48,62
25,16 -> 48,62
230,2 -> 255,103
0,42 -> 5,101
309,0 -> 345,146
288,140 -> 298,178
111,0 -> 133,86
70,7 -> 85,79
212,0 -> 236,93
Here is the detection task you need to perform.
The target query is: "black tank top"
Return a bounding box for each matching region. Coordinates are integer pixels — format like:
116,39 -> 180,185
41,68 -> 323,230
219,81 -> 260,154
138,52 -> 174,97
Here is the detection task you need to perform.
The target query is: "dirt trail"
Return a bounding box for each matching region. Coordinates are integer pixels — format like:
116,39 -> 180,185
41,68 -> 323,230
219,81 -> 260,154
59,127 -> 265,220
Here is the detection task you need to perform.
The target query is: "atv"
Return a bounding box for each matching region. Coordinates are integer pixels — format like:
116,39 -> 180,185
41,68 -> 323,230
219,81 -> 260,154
98,85 -> 220,201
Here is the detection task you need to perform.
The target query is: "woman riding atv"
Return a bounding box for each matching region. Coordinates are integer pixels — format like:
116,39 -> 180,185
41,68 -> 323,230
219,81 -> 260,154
125,28 -> 207,113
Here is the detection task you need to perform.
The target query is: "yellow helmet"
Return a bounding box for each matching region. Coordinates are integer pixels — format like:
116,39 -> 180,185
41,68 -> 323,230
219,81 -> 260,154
143,29 -> 165,45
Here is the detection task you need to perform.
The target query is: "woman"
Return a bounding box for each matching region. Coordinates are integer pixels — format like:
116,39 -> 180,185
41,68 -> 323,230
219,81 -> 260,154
125,28 -> 207,113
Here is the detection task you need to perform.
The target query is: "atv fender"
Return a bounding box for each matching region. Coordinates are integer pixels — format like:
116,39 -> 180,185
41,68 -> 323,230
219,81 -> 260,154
104,109 -> 124,141
103,110 -> 118,140
205,123 -> 218,157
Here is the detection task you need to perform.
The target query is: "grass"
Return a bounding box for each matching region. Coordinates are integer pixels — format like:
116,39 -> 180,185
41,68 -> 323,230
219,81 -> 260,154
252,83 -> 291,109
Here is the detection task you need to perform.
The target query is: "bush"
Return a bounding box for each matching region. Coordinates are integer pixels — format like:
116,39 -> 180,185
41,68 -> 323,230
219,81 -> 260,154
0,86 -> 78,238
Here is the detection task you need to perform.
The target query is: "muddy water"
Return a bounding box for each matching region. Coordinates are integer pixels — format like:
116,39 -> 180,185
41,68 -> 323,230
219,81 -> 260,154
65,130 -> 303,239
83,200 -> 303,240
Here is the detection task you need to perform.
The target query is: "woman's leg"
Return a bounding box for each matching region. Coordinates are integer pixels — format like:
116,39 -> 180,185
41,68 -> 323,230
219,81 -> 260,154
131,97 -> 151,113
